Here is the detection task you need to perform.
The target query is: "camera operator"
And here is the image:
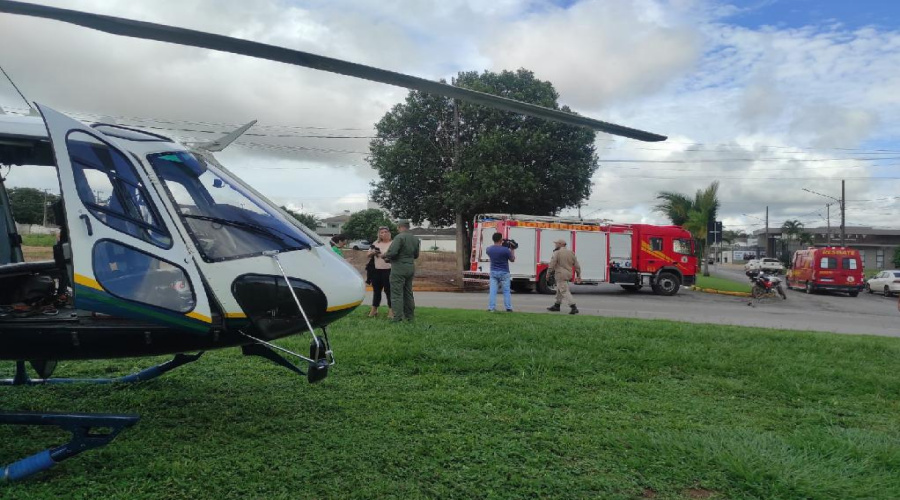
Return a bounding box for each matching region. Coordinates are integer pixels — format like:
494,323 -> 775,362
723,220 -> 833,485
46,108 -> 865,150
486,232 -> 516,312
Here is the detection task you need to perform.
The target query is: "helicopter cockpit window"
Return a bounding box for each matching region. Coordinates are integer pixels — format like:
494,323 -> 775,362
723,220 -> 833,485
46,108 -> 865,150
67,131 -> 172,248
92,240 -> 196,313
148,151 -> 317,262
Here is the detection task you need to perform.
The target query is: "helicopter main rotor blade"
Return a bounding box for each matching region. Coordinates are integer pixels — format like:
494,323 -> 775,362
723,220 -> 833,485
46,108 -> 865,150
0,0 -> 666,142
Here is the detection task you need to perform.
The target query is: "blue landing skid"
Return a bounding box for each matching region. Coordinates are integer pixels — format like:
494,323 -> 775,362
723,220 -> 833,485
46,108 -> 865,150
1,352 -> 203,385
1,353 -> 203,481
1,412 -> 139,482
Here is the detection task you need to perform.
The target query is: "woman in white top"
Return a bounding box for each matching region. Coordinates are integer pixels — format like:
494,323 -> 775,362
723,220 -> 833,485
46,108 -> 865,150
367,226 -> 393,318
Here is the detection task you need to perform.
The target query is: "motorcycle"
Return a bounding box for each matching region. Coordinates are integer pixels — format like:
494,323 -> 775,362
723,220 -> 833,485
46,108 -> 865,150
747,270 -> 787,305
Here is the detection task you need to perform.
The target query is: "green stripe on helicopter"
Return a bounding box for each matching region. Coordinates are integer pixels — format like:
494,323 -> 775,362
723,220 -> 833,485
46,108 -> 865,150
75,284 -> 208,333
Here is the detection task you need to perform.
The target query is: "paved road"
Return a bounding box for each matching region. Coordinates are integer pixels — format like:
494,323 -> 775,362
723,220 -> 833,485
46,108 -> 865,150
369,267 -> 900,337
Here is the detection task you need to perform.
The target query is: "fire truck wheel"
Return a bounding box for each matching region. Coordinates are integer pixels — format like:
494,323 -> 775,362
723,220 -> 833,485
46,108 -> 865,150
536,270 -> 556,295
620,285 -> 642,292
652,271 -> 680,296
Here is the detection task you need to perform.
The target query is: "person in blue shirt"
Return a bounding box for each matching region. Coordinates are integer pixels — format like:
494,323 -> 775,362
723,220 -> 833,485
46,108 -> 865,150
485,232 -> 516,312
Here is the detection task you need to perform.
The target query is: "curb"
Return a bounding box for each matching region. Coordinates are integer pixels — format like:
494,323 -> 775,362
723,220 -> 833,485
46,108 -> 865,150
366,285 -> 464,293
689,286 -> 751,298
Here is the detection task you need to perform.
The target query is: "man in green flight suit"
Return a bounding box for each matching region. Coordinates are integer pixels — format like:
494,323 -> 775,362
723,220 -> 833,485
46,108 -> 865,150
383,220 -> 420,322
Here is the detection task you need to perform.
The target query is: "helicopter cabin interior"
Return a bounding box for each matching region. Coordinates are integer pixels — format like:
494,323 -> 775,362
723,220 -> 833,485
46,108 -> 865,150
0,126 -> 70,320
1,121 -> 197,321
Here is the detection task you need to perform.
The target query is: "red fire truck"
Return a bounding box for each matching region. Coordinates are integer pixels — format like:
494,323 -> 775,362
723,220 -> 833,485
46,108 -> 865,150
786,247 -> 864,296
464,214 -> 698,295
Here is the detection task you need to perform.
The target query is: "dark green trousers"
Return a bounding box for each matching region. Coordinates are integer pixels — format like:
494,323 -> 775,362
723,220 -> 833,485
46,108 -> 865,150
389,265 -> 415,321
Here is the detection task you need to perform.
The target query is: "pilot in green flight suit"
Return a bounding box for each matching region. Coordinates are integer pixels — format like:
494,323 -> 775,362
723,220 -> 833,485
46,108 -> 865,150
383,220 -> 420,322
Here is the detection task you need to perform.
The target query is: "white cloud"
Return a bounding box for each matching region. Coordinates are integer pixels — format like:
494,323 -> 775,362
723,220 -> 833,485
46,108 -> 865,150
483,0 -> 701,109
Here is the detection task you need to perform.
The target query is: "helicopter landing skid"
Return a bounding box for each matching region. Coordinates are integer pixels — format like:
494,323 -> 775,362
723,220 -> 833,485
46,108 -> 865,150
1,412 -> 139,482
1,352 -> 204,386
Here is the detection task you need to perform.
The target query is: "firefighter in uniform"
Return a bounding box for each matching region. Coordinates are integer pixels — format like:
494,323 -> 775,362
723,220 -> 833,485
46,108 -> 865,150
547,238 -> 582,314
383,220 -> 420,322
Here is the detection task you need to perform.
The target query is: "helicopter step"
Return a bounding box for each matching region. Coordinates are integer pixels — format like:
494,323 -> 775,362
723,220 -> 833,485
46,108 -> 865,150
1,411 -> 139,482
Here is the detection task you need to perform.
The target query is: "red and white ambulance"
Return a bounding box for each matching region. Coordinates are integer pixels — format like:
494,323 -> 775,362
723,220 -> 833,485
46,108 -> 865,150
786,247 -> 864,296
464,214 -> 698,296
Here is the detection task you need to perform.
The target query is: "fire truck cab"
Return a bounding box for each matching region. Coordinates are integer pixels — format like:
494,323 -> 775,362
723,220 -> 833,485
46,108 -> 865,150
464,214 -> 697,296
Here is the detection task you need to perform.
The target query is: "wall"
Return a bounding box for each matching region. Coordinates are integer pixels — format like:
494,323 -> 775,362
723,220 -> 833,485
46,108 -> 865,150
15,223 -> 60,236
418,239 -> 455,252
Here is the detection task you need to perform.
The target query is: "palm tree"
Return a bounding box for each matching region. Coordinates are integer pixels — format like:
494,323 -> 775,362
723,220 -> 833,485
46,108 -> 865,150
653,192 -> 694,226
655,181 -> 720,276
781,219 -> 804,241
781,219 -> 806,260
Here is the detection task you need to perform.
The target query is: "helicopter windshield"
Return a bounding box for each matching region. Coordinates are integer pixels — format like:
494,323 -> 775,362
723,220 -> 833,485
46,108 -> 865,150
148,151 -> 319,262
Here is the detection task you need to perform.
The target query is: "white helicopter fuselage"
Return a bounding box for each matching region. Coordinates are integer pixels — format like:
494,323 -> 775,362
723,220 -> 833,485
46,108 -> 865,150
0,107 -> 365,359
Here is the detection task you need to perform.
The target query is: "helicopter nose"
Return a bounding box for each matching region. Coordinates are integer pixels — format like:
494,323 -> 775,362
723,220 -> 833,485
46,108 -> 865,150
232,274 -> 329,339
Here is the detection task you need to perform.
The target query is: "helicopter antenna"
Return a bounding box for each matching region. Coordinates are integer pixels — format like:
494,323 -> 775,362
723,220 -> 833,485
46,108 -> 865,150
0,63 -> 36,114
191,119 -> 257,152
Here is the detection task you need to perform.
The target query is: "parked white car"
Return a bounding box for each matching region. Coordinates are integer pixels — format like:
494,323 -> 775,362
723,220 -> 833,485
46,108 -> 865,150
744,258 -> 785,274
865,270 -> 900,297
349,239 -> 371,251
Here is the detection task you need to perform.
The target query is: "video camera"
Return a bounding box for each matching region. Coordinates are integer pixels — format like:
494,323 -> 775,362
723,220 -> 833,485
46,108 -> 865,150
501,238 -> 519,250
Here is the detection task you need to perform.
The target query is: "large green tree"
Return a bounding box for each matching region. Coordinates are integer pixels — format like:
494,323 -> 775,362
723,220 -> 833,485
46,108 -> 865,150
8,187 -> 58,225
341,209 -> 396,241
654,181 -> 719,276
368,69 -> 598,270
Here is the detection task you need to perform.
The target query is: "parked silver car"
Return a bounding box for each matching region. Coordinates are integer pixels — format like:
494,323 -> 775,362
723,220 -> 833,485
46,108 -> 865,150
744,258 -> 785,274
865,270 -> 900,297
349,239 -> 371,251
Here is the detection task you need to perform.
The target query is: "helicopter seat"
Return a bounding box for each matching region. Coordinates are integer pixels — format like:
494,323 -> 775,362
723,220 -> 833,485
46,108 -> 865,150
0,261 -> 59,311
0,260 -> 57,278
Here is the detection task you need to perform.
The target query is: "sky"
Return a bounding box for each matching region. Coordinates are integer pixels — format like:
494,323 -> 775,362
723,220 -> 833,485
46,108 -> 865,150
1,0 -> 898,234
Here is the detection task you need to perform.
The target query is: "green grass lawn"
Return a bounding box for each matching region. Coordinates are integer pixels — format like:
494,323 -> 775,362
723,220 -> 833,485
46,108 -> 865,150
3,309 -> 899,499
20,234 -> 56,247
695,275 -> 752,293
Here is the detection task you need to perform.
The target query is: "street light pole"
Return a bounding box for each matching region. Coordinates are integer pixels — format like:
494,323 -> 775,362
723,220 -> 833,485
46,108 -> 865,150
802,186 -> 844,247
841,179 -> 846,247
742,213 -> 767,259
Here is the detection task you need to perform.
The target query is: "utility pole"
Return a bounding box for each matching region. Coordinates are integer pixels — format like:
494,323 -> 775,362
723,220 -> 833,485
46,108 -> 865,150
452,96 -> 466,286
765,206 -> 769,258
826,203 -> 831,245
840,179 -> 846,247
41,189 -> 49,227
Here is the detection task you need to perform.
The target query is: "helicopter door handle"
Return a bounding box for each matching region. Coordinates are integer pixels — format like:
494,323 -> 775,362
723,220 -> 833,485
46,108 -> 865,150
79,214 -> 93,236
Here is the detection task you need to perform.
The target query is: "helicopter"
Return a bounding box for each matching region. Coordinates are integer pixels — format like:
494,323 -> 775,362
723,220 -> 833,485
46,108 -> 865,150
0,0 -> 666,482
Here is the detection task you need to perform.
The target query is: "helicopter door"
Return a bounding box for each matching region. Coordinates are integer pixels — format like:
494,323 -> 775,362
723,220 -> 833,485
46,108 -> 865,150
38,105 -> 214,332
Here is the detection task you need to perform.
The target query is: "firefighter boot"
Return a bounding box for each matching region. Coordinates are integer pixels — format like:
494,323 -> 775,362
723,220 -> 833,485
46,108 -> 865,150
569,304 -> 579,315
547,303 -> 561,312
